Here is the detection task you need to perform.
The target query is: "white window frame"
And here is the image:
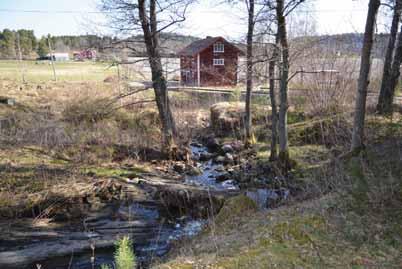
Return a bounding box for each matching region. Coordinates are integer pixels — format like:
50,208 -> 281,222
213,42 -> 224,53
213,58 -> 225,66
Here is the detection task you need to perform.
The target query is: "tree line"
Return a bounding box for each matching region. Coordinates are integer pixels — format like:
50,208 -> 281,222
0,29 -> 115,59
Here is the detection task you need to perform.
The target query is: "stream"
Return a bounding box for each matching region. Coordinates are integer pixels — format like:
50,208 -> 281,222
5,142 -> 282,269
30,202 -> 205,269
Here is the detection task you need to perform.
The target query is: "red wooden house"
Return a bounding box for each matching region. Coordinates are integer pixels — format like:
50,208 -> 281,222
179,36 -> 244,87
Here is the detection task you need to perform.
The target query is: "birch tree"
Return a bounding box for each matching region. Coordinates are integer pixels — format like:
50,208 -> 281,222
351,0 -> 381,151
245,0 -> 255,146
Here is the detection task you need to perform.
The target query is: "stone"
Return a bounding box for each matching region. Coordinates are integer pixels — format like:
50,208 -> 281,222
173,162 -> 186,173
222,144 -> 234,153
266,190 -> 280,206
199,152 -> 214,161
221,180 -> 239,190
231,141 -> 244,152
186,165 -> 203,176
215,195 -> 257,225
210,102 -> 245,137
190,142 -> 203,148
206,136 -> 220,151
224,153 -> 234,164
214,156 -> 226,164
214,165 -> 225,172
216,173 -> 230,182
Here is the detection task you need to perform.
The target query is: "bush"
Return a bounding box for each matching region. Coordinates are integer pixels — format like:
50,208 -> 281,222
114,236 -> 136,269
62,97 -> 112,125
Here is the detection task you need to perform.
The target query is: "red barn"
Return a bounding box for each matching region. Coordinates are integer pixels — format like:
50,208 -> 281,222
179,36 -> 244,87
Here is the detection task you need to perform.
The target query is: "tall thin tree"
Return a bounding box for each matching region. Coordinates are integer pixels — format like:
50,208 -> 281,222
245,0 -> 255,146
351,0 -> 381,152
275,0 -> 305,169
276,0 -> 290,168
269,39 -> 279,161
377,0 -> 402,114
376,8 -> 402,116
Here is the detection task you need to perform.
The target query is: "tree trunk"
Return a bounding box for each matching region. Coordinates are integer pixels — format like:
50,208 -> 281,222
377,0 -> 402,114
276,0 -> 290,169
138,0 -> 177,153
269,42 -> 279,161
245,0 -> 255,146
378,19 -> 402,115
351,0 -> 381,152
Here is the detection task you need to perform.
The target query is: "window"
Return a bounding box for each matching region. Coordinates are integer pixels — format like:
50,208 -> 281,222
213,58 -> 224,66
213,42 -> 224,53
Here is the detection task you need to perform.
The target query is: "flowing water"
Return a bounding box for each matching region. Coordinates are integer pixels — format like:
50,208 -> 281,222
19,142 -> 285,269
184,144 -> 239,191
28,201 -> 205,269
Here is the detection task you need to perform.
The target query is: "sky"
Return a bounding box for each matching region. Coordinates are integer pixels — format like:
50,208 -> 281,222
0,0 -> 387,39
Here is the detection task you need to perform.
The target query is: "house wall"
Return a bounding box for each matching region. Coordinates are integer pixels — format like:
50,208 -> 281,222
180,56 -> 197,85
180,40 -> 240,87
126,57 -> 180,80
199,43 -> 239,86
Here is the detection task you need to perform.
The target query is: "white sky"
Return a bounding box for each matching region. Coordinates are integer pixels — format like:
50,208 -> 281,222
0,0 -> 389,38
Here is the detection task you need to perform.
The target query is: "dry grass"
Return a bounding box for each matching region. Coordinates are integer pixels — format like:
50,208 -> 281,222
0,60 -> 119,82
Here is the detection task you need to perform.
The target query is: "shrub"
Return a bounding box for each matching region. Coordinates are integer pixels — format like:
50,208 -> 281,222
114,236 -> 136,269
62,97 -> 112,125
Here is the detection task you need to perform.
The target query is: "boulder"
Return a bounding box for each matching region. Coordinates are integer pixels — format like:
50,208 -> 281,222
199,152 -> 214,161
231,140 -> 244,152
215,173 -> 230,182
186,165 -> 203,176
173,162 -> 186,173
210,102 -> 245,137
222,144 -> 234,153
221,180 -> 239,190
214,165 -> 225,172
214,195 -> 257,226
206,136 -> 220,151
224,153 -> 234,164
214,156 -> 226,164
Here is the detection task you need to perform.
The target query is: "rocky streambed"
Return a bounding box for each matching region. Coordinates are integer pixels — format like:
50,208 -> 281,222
0,140 -> 289,269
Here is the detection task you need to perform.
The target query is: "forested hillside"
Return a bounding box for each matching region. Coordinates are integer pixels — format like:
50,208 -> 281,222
0,29 -> 199,59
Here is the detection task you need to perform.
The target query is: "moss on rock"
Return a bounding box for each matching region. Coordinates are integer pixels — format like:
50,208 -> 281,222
215,195 -> 258,227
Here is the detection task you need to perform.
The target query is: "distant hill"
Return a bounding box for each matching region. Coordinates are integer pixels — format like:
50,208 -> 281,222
0,29 -> 200,60
0,29 -> 391,60
108,33 -> 201,58
292,33 -> 389,58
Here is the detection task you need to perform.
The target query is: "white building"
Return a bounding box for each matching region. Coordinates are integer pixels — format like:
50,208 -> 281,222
47,52 -> 70,61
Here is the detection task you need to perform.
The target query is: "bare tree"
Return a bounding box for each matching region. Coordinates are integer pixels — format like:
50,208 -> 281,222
377,0 -> 402,114
383,21 -> 402,114
351,0 -> 381,152
269,38 -> 279,161
100,0 -> 192,153
276,0 -> 290,169
274,0 -> 305,169
245,0 -> 255,146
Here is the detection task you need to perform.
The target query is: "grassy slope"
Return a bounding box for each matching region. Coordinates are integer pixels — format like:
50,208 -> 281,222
0,60 -> 118,82
154,117 -> 402,269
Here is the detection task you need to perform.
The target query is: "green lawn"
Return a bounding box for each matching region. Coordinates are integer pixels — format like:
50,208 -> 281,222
0,60 -> 118,82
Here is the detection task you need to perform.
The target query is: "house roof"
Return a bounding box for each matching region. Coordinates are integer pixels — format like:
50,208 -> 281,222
178,36 -> 244,56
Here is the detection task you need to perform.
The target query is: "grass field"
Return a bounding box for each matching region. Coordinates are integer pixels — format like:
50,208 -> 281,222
0,60 -> 118,82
